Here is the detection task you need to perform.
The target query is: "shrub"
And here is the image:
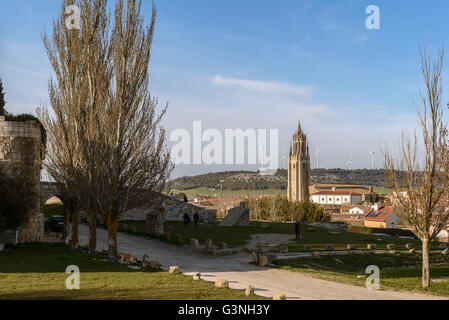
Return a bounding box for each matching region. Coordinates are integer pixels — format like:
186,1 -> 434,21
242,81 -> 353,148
0,165 -> 38,232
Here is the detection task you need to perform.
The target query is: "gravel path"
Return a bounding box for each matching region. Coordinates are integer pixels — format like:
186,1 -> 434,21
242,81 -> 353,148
78,225 -> 445,300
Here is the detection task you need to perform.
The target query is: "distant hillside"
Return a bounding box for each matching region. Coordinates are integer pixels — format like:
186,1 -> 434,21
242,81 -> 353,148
170,168 -> 388,191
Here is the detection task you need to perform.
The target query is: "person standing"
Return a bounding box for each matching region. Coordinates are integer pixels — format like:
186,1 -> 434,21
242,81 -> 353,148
193,212 -> 199,228
183,213 -> 191,228
183,195 -> 188,203
295,220 -> 301,240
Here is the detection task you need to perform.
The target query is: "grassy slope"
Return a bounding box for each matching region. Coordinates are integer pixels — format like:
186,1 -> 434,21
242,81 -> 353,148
170,187 -> 286,198
272,253 -> 449,297
0,243 -> 267,300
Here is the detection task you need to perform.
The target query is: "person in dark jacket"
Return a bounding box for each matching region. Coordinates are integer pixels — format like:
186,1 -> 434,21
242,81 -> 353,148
295,220 -> 301,240
183,213 -> 191,228
193,212 -> 200,228
183,195 -> 188,203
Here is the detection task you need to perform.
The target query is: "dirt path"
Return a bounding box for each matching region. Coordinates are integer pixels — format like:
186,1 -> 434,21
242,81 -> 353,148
78,226 -> 445,300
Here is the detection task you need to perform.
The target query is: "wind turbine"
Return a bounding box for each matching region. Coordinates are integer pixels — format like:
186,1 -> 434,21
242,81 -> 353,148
347,154 -> 353,170
368,151 -> 375,169
282,152 -> 287,169
315,148 -> 320,169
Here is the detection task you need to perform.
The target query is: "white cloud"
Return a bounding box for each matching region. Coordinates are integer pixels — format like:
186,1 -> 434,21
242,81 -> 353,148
212,75 -> 314,97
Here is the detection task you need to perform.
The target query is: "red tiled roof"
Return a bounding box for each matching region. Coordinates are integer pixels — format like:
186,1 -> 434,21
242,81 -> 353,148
311,191 -> 362,196
363,206 -> 395,221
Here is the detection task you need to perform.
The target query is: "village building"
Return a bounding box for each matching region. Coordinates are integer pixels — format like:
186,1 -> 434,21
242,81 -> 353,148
309,183 -> 377,203
363,204 -> 401,228
310,189 -> 362,205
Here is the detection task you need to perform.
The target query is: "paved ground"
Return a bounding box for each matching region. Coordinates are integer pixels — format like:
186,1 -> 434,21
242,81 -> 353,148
78,226 -> 445,300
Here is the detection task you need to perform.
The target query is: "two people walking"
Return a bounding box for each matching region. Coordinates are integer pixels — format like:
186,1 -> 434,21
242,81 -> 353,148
183,212 -> 199,228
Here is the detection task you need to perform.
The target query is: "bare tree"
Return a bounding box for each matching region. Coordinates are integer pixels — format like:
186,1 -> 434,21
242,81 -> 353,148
41,0 -> 111,254
384,46 -> 449,288
42,0 -> 172,260
98,0 -> 173,261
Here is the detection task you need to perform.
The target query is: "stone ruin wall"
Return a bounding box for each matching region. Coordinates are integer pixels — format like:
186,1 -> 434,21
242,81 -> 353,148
121,195 -> 218,225
0,116 -> 44,243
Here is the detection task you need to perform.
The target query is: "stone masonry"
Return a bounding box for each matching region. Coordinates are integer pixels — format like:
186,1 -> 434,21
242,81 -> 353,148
218,202 -> 250,227
0,116 -> 45,243
121,195 -> 217,224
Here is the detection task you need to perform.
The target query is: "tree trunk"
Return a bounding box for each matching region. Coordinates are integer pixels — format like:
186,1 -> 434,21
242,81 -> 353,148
88,212 -> 97,255
422,238 -> 431,288
106,214 -> 119,262
71,210 -> 79,250
63,208 -> 70,243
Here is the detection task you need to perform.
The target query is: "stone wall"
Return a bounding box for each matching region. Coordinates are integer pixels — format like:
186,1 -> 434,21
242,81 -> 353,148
218,202 -> 250,227
121,195 -> 217,224
0,116 -> 44,243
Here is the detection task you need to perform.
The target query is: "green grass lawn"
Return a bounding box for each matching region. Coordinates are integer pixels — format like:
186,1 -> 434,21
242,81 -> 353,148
0,243 -> 267,300
43,203 -> 65,218
120,220 -> 443,252
120,220 -> 296,248
272,252 -> 449,297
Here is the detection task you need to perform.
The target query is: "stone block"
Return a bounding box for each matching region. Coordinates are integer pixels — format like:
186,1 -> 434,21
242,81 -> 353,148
205,239 -> 214,249
442,248 -> 449,255
258,255 -> 268,267
169,266 -> 181,274
175,234 -> 183,244
408,248 -> 416,254
214,279 -> 229,289
325,244 -> 334,251
250,251 -> 258,263
217,242 -> 227,250
386,244 -> 396,250
245,285 -> 255,296
190,238 -> 199,248
273,293 -> 286,300
405,243 -> 414,250
163,232 -> 171,241
367,244 -> 376,250
347,244 -> 356,250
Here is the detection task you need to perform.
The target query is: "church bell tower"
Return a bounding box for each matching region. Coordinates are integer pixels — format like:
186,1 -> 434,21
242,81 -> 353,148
287,121 -> 310,202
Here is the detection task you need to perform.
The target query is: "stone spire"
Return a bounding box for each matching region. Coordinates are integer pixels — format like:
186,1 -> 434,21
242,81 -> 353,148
287,120 -> 311,202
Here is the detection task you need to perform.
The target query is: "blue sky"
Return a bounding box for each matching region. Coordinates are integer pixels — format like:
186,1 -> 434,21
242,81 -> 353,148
1,0 -> 449,177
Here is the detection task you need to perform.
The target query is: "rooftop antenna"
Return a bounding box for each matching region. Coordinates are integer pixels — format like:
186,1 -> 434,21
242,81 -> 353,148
369,151 -> 375,169
315,148 -> 320,169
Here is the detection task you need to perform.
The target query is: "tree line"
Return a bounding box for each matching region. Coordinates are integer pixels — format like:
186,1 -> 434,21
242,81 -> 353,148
246,196 -> 329,223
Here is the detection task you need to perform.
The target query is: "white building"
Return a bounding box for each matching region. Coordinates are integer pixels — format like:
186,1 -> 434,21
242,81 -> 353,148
348,206 -> 368,214
310,190 -> 362,205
